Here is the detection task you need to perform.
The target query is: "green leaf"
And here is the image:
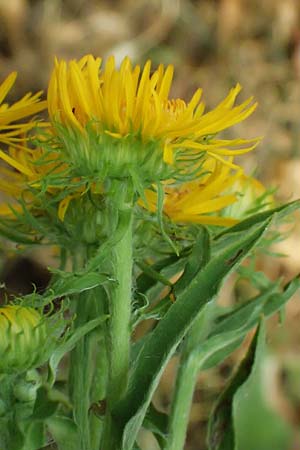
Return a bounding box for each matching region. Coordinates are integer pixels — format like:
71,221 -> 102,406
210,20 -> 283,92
46,416 -> 79,450
49,270 -> 109,298
136,258 -> 186,309
201,276 -> 300,370
212,201 -> 300,262
134,227 -> 210,326
143,403 -> 168,442
30,385 -> 61,421
7,420 -> 25,450
48,315 -> 108,385
192,302 -> 263,373
207,323 -> 261,450
212,276 -> 300,337
208,319 -> 294,450
23,422 -> 45,450
233,321 -> 293,450
136,254 -> 180,295
174,226 -> 210,296
215,199 -> 300,239
115,218 -> 269,450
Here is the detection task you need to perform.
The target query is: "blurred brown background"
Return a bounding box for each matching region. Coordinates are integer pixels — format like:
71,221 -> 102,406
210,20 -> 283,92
1,1 -> 300,449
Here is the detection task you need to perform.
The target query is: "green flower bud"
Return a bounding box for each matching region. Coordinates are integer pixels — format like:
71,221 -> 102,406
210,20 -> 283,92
0,306 -> 48,374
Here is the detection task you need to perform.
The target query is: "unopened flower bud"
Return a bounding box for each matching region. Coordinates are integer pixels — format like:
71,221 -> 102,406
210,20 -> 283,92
0,306 -> 48,374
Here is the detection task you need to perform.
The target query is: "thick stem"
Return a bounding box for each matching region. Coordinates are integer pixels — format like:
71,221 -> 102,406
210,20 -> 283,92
107,218 -> 133,406
100,182 -> 134,449
165,303 -> 215,450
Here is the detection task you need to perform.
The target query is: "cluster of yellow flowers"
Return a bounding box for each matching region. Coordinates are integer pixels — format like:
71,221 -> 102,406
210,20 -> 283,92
0,55 -> 263,225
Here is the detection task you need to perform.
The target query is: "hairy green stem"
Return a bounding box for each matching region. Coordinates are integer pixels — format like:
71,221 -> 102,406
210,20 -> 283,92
100,183 -> 134,449
107,218 -> 133,405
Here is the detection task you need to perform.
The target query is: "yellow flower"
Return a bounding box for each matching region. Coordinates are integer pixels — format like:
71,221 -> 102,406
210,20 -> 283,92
222,174 -> 273,219
0,144 -> 63,216
141,157 -> 244,226
0,305 -> 48,373
0,72 -> 50,215
0,72 -> 47,164
48,55 -> 259,181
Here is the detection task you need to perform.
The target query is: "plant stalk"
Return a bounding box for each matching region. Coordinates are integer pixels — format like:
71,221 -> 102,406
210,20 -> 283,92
100,183 -> 134,449
107,216 -> 133,405
165,303 -> 215,450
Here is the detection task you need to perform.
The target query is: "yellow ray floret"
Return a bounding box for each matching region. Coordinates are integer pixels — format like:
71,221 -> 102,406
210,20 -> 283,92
48,55 -> 259,168
0,72 -> 47,148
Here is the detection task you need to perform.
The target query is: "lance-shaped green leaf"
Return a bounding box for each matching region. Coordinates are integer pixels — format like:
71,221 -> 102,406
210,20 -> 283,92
174,227 -> 210,296
30,385 -> 67,421
49,270 -> 109,298
211,276 -> 300,337
48,315 -> 108,385
215,199 -> 300,239
200,276 -> 300,371
142,403 -> 169,447
233,321 -> 293,450
212,200 -> 300,261
114,218 -> 270,450
207,323 -> 261,450
208,319 -> 293,450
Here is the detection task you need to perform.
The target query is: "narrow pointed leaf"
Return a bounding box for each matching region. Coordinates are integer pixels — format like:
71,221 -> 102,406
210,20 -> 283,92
233,321 -> 292,450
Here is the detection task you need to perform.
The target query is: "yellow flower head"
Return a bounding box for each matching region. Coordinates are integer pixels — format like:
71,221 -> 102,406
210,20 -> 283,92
48,55 -> 259,183
222,174 -> 273,219
0,142 -> 64,217
142,157 -> 245,227
0,72 -> 50,215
